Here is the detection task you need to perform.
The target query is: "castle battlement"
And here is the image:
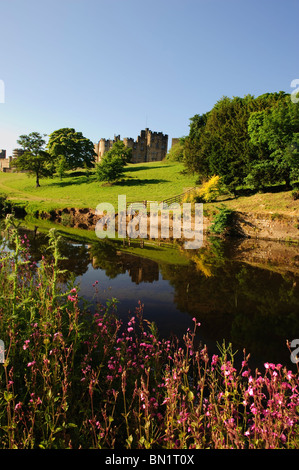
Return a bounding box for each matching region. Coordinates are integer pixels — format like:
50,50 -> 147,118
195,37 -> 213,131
94,128 -> 168,164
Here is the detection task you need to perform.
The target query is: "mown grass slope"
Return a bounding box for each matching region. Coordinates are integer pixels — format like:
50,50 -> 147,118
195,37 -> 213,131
0,162 -> 198,213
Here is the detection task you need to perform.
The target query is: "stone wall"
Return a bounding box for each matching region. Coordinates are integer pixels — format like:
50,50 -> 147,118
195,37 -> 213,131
94,128 -> 168,163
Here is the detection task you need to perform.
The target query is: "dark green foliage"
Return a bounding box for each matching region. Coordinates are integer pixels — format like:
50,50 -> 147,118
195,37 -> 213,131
244,160 -> 278,190
47,128 -> 96,170
0,194 -> 8,215
210,205 -> 235,235
248,96 -> 299,188
104,140 -> 132,165
95,155 -> 125,183
95,141 -> 132,183
166,138 -> 185,162
13,132 -> 53,187
183,91 -> 296,191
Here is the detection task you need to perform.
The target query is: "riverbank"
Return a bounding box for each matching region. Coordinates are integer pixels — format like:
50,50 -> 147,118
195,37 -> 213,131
25,201 -> 299,244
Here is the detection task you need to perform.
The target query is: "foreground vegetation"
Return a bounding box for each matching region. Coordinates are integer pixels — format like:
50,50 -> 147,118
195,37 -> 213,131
0,215 -> 298,449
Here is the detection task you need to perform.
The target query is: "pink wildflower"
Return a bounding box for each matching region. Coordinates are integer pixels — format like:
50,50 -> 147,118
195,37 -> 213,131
27,361 -> 36,368
23,339 -> 30,350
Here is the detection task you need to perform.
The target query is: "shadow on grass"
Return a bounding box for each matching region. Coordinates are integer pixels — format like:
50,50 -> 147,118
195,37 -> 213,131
49,175 -> 98,187
234,183 -> 294,198
114,178 -> 169,187
124,164 -> 172,173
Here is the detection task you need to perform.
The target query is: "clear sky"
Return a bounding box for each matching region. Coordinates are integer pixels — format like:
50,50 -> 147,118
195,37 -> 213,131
0,0 -> 298,156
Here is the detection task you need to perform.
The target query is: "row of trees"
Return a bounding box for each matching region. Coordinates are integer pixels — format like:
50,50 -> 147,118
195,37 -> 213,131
13,128 -> 133,187
174,91 -> 299,192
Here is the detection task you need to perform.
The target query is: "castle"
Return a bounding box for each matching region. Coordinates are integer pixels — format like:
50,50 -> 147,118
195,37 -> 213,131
0,149 -> 11,172
0,148 -> 25,172
94,128 -> 168,164
0,129 -> 169,172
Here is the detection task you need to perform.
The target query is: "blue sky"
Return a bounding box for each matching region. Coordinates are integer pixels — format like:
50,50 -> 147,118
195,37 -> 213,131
0,0 -> 298,156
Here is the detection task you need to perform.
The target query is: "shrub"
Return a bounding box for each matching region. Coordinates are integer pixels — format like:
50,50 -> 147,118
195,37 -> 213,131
0,194 -> 8,214
244,160 -> 278,191
183,175 -> 225,204
197,175 -> 224,202
95,155 -> 125,183
210,205 -> 235,235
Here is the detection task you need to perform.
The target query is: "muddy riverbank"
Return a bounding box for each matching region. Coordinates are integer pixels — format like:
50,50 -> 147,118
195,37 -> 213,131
34,206 -> 299,243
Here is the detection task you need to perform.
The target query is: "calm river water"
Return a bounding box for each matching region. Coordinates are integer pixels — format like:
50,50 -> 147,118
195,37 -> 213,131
10,218 -> 299,371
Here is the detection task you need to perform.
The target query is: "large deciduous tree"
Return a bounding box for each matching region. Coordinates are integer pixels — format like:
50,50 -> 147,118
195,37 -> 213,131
247,96 -> 299,188
183,91 -> 288,191
13,132 -> 52,187
47,128 -> 96,170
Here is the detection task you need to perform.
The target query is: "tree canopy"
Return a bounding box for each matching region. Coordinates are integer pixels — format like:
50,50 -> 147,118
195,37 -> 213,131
104,140 -> 132,164
47,128 -> 96,170
95,140 -> 131,183
183,91 -> 298,191
13,132 -> 52,187
247,97 -> 299,187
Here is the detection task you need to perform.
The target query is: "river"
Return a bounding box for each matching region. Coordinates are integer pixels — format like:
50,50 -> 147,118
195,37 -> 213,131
4,215 -> 299,372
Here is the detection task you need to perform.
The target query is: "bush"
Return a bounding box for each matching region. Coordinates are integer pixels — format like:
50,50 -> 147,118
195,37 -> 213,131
244,161 -> 278,191
210,205 -> 235,235
95,155 -> 125,183
197,175 -> 225,202
183,175 -> 225,204
0,194 -> 8,214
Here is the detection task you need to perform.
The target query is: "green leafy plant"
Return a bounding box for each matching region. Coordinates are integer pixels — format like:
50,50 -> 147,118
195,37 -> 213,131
210,205 -> 235,235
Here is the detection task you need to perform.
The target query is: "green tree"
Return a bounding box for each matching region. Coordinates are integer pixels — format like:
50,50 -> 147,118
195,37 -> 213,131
47,128 -> 96,170
244,160 -> 278,190
248,96 -> 299,187
95,155 -> 124,183
105,140 -> 132,164
13,132 -> 53,187
166,138 -> 185,162
55,155 -> 67,180
184,92 -> 287,191
183,113 -> 210,180
95,140 -> 132,183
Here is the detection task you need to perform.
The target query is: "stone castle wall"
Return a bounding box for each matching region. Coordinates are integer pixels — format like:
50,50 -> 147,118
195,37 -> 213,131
94,128 -> 168,164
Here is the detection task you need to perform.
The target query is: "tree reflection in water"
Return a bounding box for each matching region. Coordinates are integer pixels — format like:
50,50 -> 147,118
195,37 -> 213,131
10,226 -> 299,370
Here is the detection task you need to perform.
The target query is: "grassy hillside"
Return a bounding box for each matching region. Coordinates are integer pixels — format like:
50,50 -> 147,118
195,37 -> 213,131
0,162 -> 198,213
205,188 -> 299,217
1,161 -> 298,218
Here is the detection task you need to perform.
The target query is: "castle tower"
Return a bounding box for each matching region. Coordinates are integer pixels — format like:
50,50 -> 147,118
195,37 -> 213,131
94,129 -> 168,164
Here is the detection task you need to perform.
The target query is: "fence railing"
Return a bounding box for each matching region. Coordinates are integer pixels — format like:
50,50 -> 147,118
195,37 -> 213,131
126,187 -> 197,211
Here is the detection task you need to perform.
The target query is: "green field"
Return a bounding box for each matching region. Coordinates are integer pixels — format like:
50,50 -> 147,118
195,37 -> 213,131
0,161 -> 198,213
1,161 -> 299,219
